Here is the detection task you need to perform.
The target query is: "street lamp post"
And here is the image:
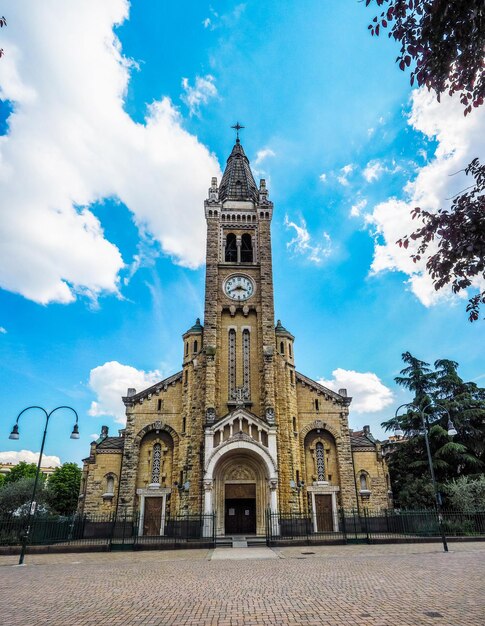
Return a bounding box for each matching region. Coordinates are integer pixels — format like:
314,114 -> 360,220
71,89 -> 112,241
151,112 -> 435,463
8,405 -> 80,565
394,402 -> 457,553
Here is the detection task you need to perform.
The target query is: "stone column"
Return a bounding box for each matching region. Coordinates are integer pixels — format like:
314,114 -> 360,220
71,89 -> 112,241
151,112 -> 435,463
269,479 -> 280,536
236,235 -> 242,263
203,480 -> 214,537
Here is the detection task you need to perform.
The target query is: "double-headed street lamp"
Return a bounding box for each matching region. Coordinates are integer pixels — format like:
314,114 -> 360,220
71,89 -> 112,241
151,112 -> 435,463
394,402 -> 457,553
9,405 -> 80,565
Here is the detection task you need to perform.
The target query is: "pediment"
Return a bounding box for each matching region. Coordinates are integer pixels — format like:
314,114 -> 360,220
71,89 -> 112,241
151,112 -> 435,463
207,407 -> 272,433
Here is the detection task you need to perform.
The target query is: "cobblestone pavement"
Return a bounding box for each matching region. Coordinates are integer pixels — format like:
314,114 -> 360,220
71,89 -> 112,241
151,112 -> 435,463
0,543 -> 484,625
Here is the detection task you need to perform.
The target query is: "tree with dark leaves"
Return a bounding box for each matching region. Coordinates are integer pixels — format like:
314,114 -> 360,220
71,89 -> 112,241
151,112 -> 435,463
0,16 -> 6,59
366,1 -> 485,321
366,1 -> 485,114
397,159 -> 485,321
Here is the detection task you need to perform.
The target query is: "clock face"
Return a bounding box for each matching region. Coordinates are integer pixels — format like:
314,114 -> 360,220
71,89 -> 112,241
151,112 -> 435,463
224,275 -> 254,301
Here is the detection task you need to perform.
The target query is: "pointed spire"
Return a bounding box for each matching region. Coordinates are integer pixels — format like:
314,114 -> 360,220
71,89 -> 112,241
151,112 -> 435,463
219,137 -> 258,203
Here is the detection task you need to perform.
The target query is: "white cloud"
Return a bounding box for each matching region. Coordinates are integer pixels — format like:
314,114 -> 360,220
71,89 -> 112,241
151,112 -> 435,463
252,147 -> 275,180
363,159 -> 385,182
0,326 -> 6,334
202,4 -> 246,30
367,87 -> 485,307
284,215 -> 331,264
0,450 -> 61,467
89,433 -> 100,441
319,173 -> 327,183
181,74 -> 218,116
318,368 -> 394,413
88,360 -> 162,424
337,163 -> 354,186
0,1 -> 221,305
254,148 -> 275,166
350,198 -> 367,218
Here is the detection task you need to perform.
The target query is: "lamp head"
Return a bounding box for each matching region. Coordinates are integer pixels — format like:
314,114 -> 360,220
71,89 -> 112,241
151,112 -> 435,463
9,424 -> 19,440
394,424 -> 404,438
447,420 -> 457,437
70,423 -> 80,439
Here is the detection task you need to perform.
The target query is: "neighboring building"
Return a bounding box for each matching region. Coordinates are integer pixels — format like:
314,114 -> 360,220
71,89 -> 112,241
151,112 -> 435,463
79,137 -> 391,535
0,461 -> 57,480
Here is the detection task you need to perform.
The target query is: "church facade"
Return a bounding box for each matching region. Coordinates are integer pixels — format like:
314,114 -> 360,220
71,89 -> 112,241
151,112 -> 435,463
79,138 -> 391,536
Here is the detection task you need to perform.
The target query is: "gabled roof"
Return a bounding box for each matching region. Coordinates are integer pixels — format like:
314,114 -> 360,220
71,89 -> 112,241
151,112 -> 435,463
295,371 -> 352,405
122,371 -> 183,406
219,140 -> 258,203
96,437 -> 124,451
350,432 -> 376,449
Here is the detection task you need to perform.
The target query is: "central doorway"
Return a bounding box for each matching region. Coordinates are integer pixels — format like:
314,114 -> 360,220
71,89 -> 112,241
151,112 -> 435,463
224,483 -> 256,535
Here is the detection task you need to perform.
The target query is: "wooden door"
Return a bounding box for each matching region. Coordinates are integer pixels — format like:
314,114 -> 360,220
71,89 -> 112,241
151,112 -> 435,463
143,497 -> 163,536
225,498 -> 256,535
315,494 -> 333,532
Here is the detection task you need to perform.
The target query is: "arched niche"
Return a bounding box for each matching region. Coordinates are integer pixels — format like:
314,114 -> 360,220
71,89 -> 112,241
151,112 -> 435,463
303,429 -> 340,487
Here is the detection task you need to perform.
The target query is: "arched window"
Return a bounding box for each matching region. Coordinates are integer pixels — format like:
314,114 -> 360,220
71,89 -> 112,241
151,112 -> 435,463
315,399 -> 319,411
289,343 -> 292,357
151,443 -> 161,484
290,369 -> 294,384
292,416 -> 297,432
193,339 -> 198,353
225,233 -> 237,262
360,473 -> 369,491
280,341 -> 285,355
315,442 -> 325,481
106,474 -> 115,495
241,234 -> 253,262
228,329 -> 236,398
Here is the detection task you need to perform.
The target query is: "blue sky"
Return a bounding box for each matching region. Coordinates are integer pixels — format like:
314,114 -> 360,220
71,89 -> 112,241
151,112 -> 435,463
0,0 -> 484,467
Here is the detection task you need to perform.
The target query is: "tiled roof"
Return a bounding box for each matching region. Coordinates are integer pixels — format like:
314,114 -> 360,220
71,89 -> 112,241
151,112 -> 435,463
96,437 -> 124,450
219,140 -> 258,202
350,432 -> 376,449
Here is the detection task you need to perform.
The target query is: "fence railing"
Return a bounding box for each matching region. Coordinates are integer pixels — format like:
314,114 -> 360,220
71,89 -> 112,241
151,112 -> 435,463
1,509 -> 483,550
0,513 -> 216,550
266,509 -> 485,545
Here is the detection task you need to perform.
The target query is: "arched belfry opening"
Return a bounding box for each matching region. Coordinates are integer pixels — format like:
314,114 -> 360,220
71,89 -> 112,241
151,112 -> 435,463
225,233 -> 237,262
241,233 -> 253,263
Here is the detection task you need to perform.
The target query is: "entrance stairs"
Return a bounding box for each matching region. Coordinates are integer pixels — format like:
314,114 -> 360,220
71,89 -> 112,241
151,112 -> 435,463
215,535 -> 267,548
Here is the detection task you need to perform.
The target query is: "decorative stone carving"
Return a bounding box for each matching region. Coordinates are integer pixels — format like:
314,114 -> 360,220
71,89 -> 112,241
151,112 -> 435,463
227,465 -> 255,481
203,479 -> 213,491
265,407 -> 275,425
205,407 -> 216,424
154,420 -> 162,431
268,479 -> 278,490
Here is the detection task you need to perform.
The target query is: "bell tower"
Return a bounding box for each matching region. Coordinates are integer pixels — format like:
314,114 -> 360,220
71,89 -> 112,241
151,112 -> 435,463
202,134 -> 276,424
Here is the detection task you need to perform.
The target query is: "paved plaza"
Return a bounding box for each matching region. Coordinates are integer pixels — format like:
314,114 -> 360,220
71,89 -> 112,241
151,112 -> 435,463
1,542 -> 484,625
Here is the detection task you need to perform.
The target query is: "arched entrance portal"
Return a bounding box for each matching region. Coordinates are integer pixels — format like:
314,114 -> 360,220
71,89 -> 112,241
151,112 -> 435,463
214,452 -> 266,535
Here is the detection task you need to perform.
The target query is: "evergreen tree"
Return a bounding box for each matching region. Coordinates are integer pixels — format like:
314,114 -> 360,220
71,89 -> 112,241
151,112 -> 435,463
383,352 -> 484,508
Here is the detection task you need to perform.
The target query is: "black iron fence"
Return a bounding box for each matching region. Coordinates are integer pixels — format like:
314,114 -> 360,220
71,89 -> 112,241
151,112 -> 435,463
1,509 -> 483,551
266,509 -> 485,545
0,512 -> 216,550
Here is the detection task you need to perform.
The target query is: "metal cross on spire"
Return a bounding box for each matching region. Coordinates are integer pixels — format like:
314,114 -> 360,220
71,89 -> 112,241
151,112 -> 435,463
231,122 -> 245,141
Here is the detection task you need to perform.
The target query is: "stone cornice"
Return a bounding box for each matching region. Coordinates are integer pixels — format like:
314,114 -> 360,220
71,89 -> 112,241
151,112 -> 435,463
296,371 -> 352,406
122,371 -> 182,407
